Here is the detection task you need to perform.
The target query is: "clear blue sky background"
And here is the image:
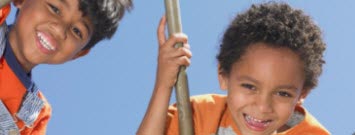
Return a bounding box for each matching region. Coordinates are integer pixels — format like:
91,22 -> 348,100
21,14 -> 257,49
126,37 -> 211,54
6,0 -> 355,134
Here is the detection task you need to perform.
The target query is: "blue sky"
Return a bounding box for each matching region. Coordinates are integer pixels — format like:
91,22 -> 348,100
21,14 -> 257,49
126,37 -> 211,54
7,0 -> 355,134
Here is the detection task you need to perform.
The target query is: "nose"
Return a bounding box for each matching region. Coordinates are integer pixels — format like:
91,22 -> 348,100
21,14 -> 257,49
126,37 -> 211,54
255,94 -> 273,113
49,21 -> 67,40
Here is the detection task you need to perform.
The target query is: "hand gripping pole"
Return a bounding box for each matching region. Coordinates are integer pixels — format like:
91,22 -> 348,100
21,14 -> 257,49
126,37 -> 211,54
164,0 -> 194,135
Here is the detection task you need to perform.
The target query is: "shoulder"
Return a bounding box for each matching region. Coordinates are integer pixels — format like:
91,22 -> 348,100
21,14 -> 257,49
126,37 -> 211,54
190,94 -> 226,103
167,94 -> 228,134
191,94 -> 228,133
284,105 -> 330,135
168,94 -> 227,113
190,94 -> 227,111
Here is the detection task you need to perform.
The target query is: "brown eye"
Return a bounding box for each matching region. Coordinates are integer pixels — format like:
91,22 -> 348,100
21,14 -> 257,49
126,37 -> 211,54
72,27 -> 83,39
48,4 -> 60,15
277,91 -> 293,97
241,83 -> 256,90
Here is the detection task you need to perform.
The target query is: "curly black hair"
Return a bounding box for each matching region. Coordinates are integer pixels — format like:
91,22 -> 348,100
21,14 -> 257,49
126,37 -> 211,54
217,2 -> 325,90
79,0 -> 133,50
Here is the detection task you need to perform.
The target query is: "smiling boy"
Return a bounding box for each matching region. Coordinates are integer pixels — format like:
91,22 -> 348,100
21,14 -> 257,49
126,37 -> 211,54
138,2 -> 329,135
218,43 -> 313,134
0,0 -> 132,134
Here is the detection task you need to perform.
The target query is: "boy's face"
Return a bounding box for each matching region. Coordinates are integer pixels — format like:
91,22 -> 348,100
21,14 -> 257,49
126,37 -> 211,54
9,0 -> 93,69
218,43 -> 308,135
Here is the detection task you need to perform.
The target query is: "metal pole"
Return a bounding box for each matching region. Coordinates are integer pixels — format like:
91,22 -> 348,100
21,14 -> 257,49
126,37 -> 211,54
0,0 -> 11,9
164,0 -> 194,135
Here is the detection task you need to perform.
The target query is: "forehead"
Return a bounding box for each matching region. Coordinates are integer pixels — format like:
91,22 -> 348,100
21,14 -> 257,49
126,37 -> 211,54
232,43 -> 305,81
51,0 -> 87,17
57,0 -> 94,31
241,43 -> 301,65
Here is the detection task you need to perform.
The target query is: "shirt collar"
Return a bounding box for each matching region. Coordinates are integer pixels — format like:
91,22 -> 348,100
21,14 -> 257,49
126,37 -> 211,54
4,27 -> 34,90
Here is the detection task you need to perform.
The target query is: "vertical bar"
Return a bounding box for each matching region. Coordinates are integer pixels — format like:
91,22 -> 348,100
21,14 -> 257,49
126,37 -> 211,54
164,0 -> 194,135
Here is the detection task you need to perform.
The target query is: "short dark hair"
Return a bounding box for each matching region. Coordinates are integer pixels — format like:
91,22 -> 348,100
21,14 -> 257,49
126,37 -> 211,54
79,0 -> 133,50
217,2 -> 325,90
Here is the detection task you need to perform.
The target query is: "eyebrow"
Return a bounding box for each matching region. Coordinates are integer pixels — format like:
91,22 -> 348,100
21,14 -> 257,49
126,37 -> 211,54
59,0 -> 70,9
275,85 -> 299,92
236,75 -> 260,85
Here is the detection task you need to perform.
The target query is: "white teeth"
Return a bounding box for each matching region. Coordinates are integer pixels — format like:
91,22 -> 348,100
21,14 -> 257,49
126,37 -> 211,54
246,115 -> 270,123
37,33 -> 55,51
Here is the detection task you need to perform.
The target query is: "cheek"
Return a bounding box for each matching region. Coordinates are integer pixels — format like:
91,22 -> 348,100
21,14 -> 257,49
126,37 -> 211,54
274,101 -> 298,123
60,40 -> 85,57
67,37 -> 87,49
227,90 -> 250,111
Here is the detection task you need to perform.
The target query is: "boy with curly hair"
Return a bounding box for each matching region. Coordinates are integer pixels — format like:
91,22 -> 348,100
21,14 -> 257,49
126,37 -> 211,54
0,0 -> 132,134
138,2 -> 330,135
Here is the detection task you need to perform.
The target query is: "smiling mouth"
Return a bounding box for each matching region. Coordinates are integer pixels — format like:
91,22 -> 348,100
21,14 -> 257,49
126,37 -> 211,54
37,32 -> 55,51
244,113 -> 272,131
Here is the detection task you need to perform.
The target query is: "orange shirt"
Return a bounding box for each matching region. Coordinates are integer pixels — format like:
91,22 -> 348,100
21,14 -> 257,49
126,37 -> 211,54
0,41 -> 52,135
166,94 -> 330,135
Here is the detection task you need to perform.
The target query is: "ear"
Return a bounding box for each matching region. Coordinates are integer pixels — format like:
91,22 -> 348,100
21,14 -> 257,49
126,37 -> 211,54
218,64 -> 228,91
13,0 -> 25,8
72,49 -> 90,60
297,88 -> 310,105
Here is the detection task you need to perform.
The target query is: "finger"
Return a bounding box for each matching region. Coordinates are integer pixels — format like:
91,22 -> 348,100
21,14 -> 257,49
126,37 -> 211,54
183,46 -> 192,58
175,56 -> 191,67
157,15 -> 167,46
164,33 -> 188,48
183,43 -> 191,50
164,47 -> 192,60
176,47 -> 192,59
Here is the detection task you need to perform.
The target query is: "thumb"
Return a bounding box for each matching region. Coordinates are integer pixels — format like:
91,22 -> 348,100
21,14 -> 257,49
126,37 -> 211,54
157,15 -> 167,46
